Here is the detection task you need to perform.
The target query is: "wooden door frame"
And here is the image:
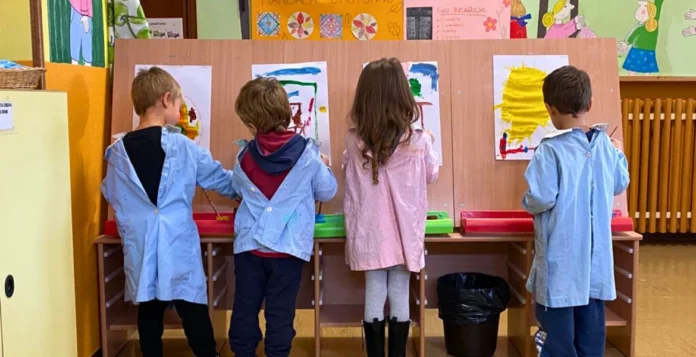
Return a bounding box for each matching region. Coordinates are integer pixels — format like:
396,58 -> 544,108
186,0 -> 198,39
30,0 -> 46,89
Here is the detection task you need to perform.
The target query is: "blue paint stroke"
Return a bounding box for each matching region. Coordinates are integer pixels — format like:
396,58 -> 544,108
287,90 -> 299,98
264,67 -> 322,76
409,63 -> 439,91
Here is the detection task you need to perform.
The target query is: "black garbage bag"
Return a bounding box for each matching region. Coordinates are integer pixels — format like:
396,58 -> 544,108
437,272 -> 511,325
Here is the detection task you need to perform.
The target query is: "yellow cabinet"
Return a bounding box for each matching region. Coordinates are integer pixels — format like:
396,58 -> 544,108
0,91 -> 77,357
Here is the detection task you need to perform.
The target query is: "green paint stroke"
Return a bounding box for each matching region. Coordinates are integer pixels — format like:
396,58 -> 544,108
279,79 -> 320,140
409,78 -> 422,98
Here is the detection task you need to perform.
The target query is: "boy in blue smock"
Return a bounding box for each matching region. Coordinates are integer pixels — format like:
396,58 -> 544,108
101,67 -> 233,357
227,77 -> 337,357
522,66 -> 630,356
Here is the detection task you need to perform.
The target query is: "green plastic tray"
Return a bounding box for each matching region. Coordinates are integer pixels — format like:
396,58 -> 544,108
314,211 -> 454,238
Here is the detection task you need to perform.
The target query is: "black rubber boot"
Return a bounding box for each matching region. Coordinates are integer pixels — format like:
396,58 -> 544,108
388,317 -> 410,357
363,318 -> 386,357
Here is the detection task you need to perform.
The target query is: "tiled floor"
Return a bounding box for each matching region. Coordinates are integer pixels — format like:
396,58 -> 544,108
117,244 -> 696,356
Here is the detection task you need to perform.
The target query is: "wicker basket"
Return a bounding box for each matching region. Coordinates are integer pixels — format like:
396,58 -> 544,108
0,67 -> 45,89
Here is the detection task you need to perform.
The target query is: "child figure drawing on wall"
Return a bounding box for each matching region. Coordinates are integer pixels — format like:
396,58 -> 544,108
70,0 -> 93,66
618,0 -> 664,75
542,0 -> 585,39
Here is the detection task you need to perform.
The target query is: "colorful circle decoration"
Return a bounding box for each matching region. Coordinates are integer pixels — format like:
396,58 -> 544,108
177,96 -> 201,143
352,13 -> 378,40
287,11 -> 314,39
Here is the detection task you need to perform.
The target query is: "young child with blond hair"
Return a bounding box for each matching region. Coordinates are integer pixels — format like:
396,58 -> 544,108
102,67 -> 234,357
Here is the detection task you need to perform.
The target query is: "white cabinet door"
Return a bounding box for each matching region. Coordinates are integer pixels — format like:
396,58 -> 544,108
0,91 -> 77,357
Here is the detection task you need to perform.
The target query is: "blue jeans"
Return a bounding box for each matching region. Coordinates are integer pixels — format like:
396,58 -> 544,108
70,6 -> 92,63
535,299 -> 606,357
229,252 -> 304,357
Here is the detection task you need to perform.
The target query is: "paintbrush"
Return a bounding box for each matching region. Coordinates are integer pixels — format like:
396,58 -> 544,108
202,189 -> 222,218
609,126 -> 618,138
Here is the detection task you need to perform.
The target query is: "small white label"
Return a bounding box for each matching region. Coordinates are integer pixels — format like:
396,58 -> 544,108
0,101 -> 13,131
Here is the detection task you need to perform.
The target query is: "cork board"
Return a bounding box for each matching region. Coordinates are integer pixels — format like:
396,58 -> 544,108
110,38 -> 626,225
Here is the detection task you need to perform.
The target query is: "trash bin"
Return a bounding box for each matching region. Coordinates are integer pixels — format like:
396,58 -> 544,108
437,273 -> 511,357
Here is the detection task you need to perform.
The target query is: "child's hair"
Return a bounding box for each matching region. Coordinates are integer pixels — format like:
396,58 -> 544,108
235,77 -> 292,134
131,66 -> 182,116
511,0 -> 527,17
349,58 -> 419,185
542,65 -> 592,118
645,2 -> 658,32
542,0 -> 566,28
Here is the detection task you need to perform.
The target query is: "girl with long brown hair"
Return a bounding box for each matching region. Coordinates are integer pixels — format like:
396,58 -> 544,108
343,58 -> 439,357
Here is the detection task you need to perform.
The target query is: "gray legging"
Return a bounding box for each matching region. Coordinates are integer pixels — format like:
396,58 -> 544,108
364,265 -> 411,322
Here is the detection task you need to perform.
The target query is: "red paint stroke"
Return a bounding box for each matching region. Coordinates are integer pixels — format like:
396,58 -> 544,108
416,101 -> 433,128
499,133 -> 535,160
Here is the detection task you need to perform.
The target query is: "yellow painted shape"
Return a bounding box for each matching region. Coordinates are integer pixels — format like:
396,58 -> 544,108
494,65 -> 550,145
319,106 -> 327,113
251,0 -> 402,40
44,62 -> 110,357
0,1 -> 32,61
0,90 -> 77,357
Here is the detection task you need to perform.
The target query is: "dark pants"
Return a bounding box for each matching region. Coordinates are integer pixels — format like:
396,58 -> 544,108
138,299 -> 217,357
535,299 -> 606,357
229,252 -> 304,357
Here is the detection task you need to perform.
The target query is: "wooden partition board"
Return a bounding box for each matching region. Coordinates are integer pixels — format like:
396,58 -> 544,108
111,39 -> 627,225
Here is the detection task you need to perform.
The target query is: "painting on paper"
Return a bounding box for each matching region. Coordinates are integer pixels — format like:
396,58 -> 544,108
132,65 -> 213,150
48,0 -> 107,67
493,55 -> 569,160
406,62 -> 443,165
251,62 -> 332,159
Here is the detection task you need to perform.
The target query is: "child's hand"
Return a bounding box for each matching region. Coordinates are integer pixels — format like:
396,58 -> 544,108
321,153 -> 330,166
425,129 -> 435,143
611,138 -> 623,152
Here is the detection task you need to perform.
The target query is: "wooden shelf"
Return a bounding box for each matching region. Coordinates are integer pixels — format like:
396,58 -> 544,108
424,336 -> 522,357
110,308 -> 182,331
530,307 -> 626,328
319,304 -> 421,328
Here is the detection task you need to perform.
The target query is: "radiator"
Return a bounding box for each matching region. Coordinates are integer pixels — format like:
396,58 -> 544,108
622,98 -> 696,234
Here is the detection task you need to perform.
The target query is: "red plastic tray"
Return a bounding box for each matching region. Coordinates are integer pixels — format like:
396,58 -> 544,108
103,212 -> 235,237
460,210 -> 634,234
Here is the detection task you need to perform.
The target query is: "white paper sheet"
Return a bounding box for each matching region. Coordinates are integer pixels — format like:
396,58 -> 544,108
133,65 -> 213,150
251,61 -> 332,159
493,55 -> 569,160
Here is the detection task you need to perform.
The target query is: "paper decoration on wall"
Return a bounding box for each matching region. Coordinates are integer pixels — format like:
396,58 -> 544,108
352,13 -> 378,40
250,0 -> 402,40
617,0 -> 664,76
48,0 -> 107,67
257,12 -> 281,37
493,55 -> 569,160
148,18 -> 184,39
107,0 -> 151,66
287,11 -> 314,39
403,0 -> 511,40
360,61 -> 443,165
320,14 -> 343,39
251,62 -> 332,159
132,65 -> 213,150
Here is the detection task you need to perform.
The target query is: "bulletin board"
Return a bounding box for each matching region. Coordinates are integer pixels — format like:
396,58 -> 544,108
250,0 -> 403,40
110,38 -> 627,224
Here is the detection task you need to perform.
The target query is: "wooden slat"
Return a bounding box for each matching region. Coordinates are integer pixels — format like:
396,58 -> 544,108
658,99 -> 673,233
669,100 -> 684,233
622,99 -> 631,158
29,0 -> 45,89
680,99 -> 695,233
638,99 -> 652,232
647,99 -> 662,233
629,99 -> 642,218
691,99 -> 696,233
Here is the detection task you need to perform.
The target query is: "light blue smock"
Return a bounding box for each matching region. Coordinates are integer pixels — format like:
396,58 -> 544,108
232,139 -> 337,261
522,124 -> 630,308
101,125 -> 236,304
